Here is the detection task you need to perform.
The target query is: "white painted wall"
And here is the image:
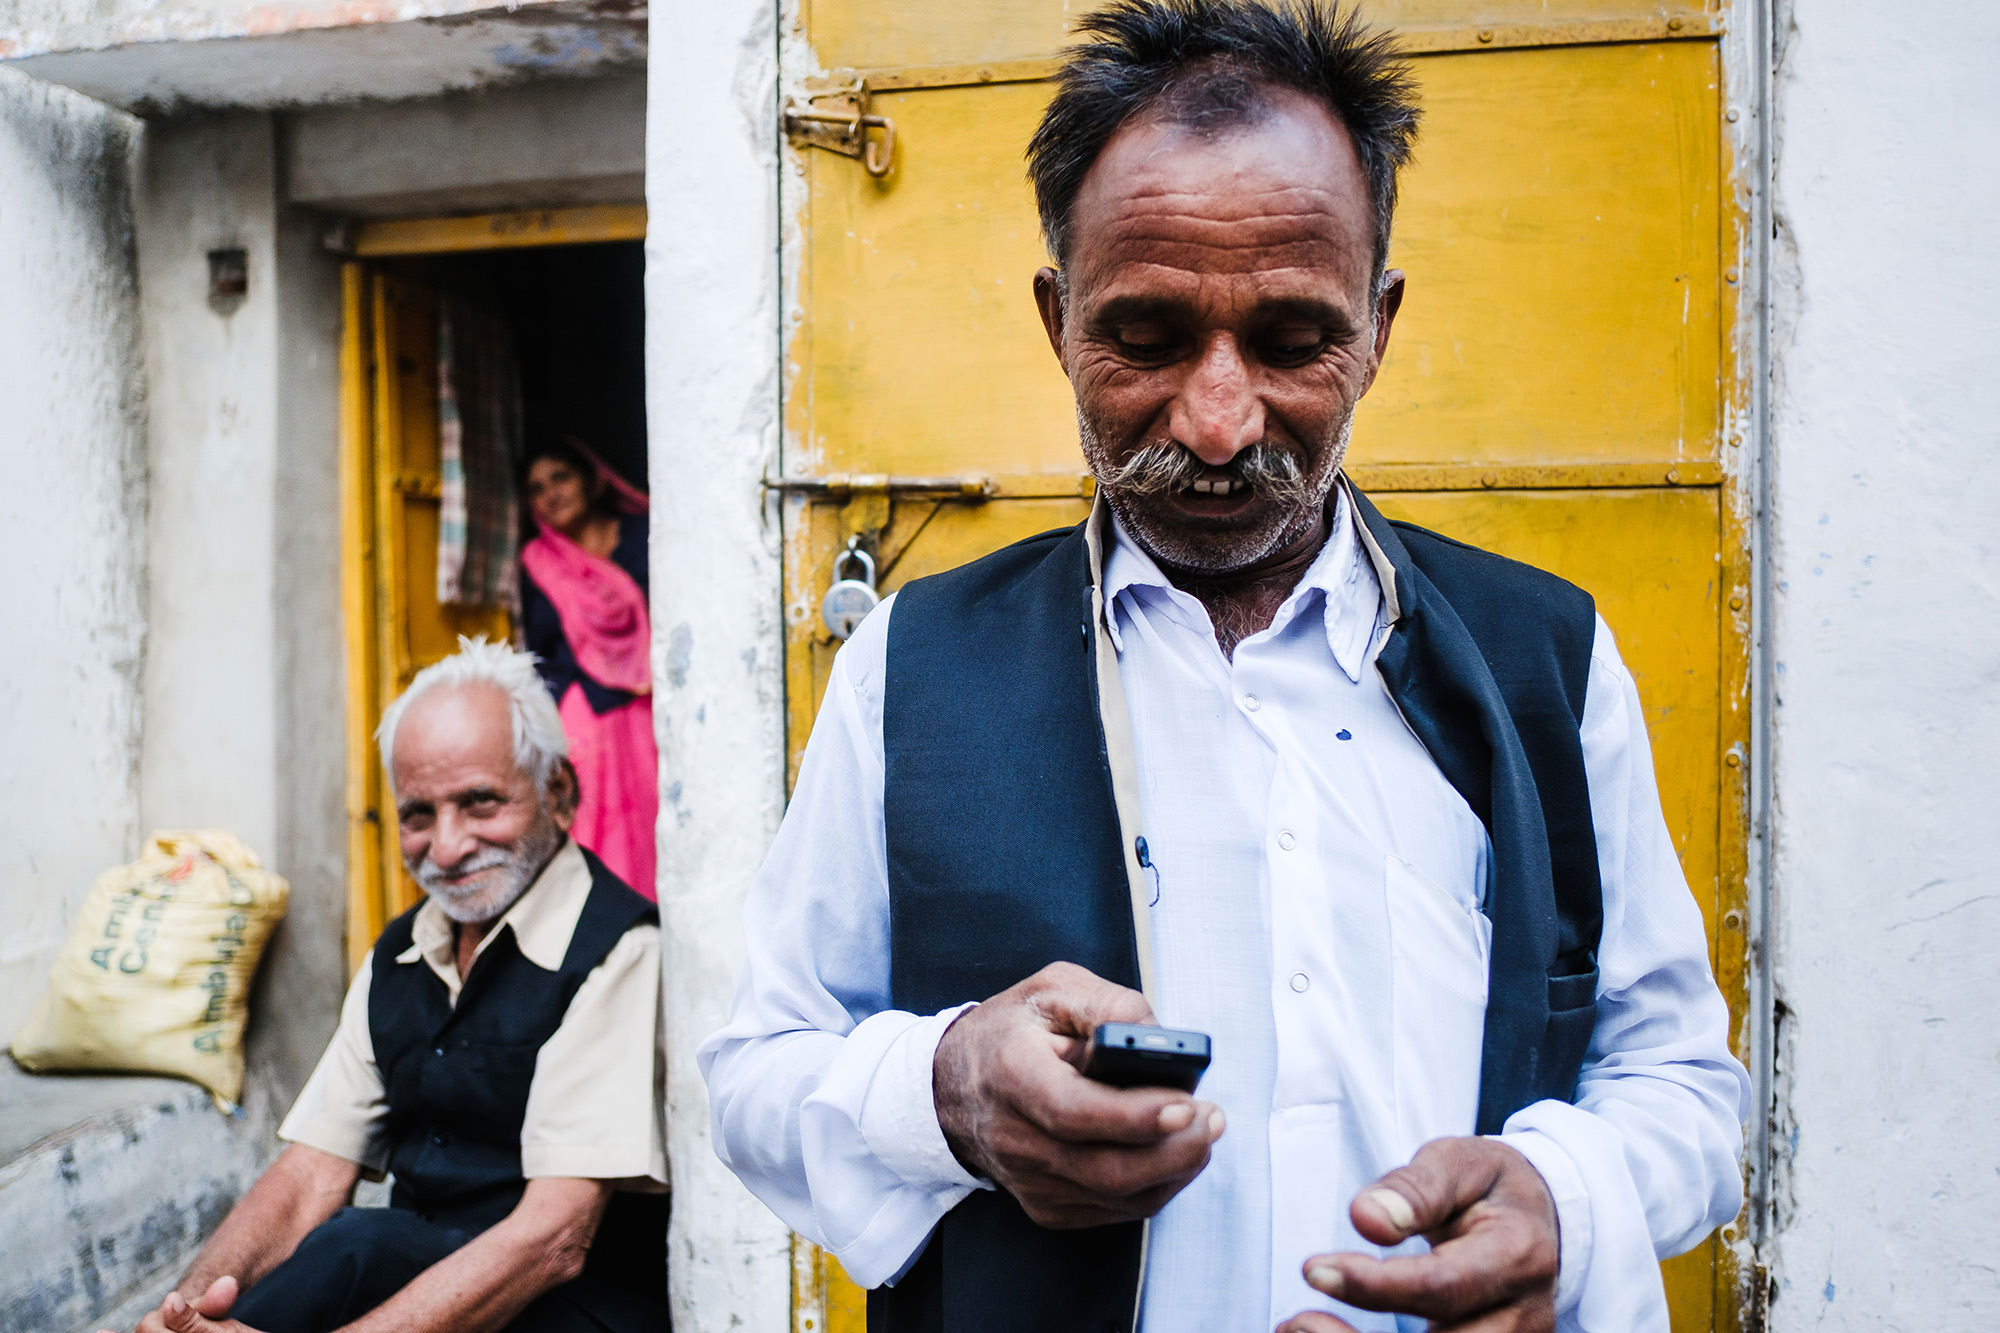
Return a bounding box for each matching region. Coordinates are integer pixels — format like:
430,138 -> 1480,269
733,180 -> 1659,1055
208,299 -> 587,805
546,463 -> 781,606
1766,1 -> 2000,1326
645,0 -> 794,1326
137,111 -> 280,868
0,68 -> 147,1036
135,110 -> 349,1112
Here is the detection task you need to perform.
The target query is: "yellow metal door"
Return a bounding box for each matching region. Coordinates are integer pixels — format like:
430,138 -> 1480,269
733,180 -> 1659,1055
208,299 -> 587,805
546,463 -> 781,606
340,263 -> 511,973
780,4 -> 1750,1329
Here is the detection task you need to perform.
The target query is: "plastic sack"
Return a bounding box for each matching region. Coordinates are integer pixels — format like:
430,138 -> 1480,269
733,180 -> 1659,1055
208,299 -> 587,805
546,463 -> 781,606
10,830 -> 289,1109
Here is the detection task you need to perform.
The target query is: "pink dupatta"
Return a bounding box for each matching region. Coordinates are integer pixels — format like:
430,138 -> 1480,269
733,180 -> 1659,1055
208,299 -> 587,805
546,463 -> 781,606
519,526 -> 651,695
521,440 -> 651,694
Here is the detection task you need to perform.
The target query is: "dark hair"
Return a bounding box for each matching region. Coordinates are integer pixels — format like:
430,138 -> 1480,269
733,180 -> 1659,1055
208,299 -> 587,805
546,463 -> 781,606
1027,0 -> 1420,286
521,437 -> 613,514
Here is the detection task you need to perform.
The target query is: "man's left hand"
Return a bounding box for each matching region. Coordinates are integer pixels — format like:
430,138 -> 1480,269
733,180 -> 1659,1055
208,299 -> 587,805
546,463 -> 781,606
1276,1137 -> 1559,1333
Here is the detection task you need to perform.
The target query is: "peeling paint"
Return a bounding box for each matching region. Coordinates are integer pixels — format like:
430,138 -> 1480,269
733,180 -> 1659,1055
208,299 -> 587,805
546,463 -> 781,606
2,0 -> 646,113
666,622 -> 694,689
645,0 -> 792,1325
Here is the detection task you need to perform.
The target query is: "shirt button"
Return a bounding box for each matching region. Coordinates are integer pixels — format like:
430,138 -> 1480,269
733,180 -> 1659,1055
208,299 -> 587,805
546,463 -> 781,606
1289,972 -> 1310,993
1243,695 -> 1261,712
432,1046 -> 445,1057
1277,830 -> 1297,851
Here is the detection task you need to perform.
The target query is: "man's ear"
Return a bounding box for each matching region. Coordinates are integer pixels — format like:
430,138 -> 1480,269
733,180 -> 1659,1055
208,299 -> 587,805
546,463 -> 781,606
548,758 -> 580,832
1372,270 -> 1405,364
1033,266 -> 1069,370
1361,269 -> 1406,394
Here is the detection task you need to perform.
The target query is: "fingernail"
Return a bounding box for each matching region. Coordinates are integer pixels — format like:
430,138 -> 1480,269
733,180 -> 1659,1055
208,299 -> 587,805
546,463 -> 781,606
1365,1186 -> 1417,1233
1157,1102 -> 1194,1132
1207,1108 -> 1226,1140
1306,1263 -> 1345,1295
165,1294 -> 186,1315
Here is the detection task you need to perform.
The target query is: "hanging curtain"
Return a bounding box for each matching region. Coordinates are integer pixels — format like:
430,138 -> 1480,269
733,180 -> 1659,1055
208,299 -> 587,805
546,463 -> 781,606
437,296 -> 523,609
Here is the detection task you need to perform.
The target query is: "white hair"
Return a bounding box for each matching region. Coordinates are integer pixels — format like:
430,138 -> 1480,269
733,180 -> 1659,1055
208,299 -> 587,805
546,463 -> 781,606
376,636 -> 568,798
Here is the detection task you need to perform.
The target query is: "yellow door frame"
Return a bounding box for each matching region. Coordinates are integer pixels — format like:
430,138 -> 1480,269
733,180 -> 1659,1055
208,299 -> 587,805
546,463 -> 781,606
338,204 -> 649,973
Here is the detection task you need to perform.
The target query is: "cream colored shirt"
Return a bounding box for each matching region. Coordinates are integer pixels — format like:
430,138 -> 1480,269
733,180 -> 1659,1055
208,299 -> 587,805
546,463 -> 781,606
281,839 -> 667,1188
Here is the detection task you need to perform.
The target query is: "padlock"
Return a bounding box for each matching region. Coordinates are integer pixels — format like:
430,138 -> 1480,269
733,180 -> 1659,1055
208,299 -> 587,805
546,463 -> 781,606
821,538 -> 881,641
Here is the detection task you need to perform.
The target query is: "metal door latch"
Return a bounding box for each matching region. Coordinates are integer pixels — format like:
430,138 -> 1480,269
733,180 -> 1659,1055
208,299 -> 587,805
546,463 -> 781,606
784,79 -> 896,178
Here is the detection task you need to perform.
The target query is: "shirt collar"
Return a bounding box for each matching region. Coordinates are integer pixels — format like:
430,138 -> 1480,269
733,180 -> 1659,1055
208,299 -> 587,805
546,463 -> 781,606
1095,480 -> 1387,682
397,837 -> 594,990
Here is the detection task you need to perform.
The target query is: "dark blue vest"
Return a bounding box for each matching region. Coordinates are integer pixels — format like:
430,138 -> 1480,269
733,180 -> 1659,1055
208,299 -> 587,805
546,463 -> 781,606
368,845 -> 669,1329
873,491 -> 1603,1333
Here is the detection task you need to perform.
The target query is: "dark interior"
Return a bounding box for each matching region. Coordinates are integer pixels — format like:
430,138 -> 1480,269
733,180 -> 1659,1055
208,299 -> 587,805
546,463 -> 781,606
433,240 -> 649,490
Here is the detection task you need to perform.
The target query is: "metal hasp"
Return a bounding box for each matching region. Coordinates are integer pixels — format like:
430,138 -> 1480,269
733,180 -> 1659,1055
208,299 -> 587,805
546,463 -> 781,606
784,78 -> 896,178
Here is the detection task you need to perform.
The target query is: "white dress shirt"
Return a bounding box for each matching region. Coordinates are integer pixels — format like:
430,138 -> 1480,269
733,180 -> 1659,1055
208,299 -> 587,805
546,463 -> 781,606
700,491 -> 1749,1331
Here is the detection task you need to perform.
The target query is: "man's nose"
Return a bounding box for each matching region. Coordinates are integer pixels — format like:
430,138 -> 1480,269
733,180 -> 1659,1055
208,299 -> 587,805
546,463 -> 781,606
1168,337 -> 1265,465
429,810 -> 478,869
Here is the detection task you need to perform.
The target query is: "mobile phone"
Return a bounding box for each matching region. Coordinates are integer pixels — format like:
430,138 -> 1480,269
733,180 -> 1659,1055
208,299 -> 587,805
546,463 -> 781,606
1080,1022 -> 1212,1092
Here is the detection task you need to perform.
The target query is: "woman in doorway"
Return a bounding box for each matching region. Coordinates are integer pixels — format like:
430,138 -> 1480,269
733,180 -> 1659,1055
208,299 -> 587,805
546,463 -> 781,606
519,439 -> 658,900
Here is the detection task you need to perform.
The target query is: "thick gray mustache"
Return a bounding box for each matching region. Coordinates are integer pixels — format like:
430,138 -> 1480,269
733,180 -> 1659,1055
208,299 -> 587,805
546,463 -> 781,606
415,845 -> 511,896
1098,441 -> 1316,508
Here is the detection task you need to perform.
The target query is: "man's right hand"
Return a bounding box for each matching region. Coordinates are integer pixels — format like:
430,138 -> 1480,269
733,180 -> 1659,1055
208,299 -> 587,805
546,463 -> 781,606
108,1276 -> 255,1333
932,961 -> 1225,1229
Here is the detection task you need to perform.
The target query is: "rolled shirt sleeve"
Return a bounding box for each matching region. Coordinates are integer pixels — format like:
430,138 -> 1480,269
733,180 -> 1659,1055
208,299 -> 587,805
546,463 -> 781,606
1498,617 -> 1752,1329
278,953 -> 392,1176
522,922 -> 669,1186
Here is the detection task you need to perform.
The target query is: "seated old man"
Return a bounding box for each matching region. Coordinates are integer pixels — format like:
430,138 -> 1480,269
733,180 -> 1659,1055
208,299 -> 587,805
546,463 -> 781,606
111,638 -> 668,1333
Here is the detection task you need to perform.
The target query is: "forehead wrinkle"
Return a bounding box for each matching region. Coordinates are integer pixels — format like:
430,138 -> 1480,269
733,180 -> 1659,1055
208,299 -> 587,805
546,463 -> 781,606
1100,192 -> 1358,235
1089,227 -> 1365,284
1085,195 -> 1371,286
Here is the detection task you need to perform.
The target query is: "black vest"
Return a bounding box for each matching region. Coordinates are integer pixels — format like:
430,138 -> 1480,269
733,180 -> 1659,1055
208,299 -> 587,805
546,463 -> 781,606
369,846 -> 669,1328
873,492 -> 1603,1333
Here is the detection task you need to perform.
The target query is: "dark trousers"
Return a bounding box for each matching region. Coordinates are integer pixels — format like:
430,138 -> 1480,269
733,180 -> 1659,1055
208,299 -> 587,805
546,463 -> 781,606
232,1207 -> 612,1333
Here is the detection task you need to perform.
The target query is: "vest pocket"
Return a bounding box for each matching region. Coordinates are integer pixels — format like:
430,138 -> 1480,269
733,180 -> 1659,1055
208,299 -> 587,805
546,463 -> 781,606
1540,965 -> 1600,1103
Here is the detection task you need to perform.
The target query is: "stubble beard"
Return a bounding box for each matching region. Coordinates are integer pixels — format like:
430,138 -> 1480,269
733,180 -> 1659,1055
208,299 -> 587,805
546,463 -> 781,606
1079,410 -> 1353,576
408,805 -> 566,925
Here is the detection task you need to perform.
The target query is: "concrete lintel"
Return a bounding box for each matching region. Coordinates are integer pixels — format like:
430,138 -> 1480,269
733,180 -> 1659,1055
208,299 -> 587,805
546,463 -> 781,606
2,0 -> 644,114
282,73 -> 646,218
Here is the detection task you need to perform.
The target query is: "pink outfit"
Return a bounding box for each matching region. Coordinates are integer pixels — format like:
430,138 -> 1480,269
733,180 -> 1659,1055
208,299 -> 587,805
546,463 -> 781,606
521,520 -> 658,900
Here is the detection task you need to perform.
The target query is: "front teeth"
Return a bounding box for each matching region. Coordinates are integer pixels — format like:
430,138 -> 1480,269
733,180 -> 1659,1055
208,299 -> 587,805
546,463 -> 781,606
1191,478 -> 1235,496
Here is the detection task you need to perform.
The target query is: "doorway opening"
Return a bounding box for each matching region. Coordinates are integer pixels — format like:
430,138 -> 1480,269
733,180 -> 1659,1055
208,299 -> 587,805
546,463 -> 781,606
340,211 -> 648,969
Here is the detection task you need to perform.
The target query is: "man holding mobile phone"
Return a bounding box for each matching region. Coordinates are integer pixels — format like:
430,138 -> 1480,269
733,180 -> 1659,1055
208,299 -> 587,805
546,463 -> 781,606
701,3 -> 1748,1330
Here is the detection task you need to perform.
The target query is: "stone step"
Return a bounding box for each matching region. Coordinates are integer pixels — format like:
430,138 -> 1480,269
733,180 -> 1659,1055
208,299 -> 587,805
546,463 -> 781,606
0,1063 -> 271,1333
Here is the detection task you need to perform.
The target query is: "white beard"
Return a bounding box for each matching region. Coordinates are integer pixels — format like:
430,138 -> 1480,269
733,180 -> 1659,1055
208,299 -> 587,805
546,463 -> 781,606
409,809 -> 565,925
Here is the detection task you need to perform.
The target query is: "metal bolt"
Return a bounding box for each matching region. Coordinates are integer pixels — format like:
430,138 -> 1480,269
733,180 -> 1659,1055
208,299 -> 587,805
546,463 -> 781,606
1477,29 -> 1494,43
1724,910 -> 1745,931
1726,267 -> 1741,284
1726,107 -> 1742,123
1666,468 -> 1682,484
1727,432 -> 1744,448
1481,472 -> 1499,488
1725,752 -> 1742,768
1667,15 -> 1685,31
1729,594 -> 1744,611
